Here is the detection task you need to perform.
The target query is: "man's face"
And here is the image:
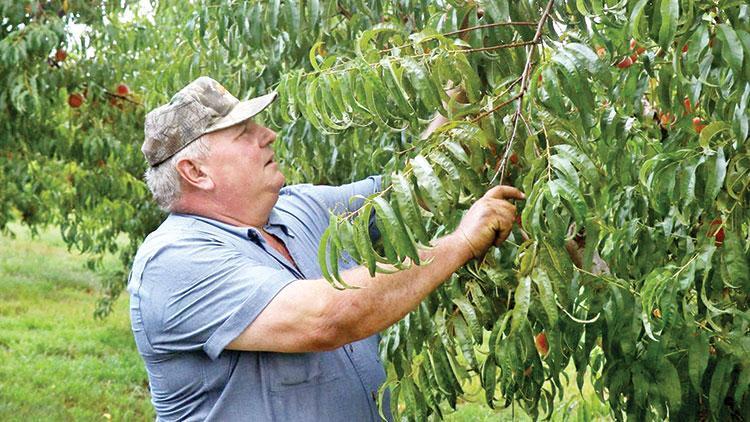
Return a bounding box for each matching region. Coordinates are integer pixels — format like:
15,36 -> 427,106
202,119 -> 285,206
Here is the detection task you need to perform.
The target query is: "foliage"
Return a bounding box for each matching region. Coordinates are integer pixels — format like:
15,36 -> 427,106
1,0 -> 749,420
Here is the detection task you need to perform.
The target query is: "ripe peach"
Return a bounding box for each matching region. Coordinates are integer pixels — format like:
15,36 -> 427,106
616,57 -> 633,69
54,49 -> 67,62
116,83 -> 129,96
68,93 -> 83,108
534,332 -> 549,356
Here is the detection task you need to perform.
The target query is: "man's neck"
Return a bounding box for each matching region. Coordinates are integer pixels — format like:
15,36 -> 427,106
173,194 -> 276,229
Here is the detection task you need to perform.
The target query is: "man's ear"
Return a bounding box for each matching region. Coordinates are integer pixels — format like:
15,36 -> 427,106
175,158 -> 215,191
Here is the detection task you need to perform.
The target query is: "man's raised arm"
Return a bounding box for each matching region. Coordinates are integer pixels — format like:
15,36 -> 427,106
227,185 -> 524,353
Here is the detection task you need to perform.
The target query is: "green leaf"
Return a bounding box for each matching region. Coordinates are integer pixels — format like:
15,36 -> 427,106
630,0 -> 650,45
722,230 -> 750,290
402,57 -> 445,115
655,360 -> 682,410
738,31 -> 750,81
328,229 -> 353,289
388,383 -> 401,421
443,141 -> 483,197
429,150 -> 461,201
532,268 -> 558,327
453,53 -> 481,103
716,24 -> 744,74
381,58 -> 415,116
417,362 -> 444,418
704,147 -> 727,204
361,66 -> 403,130
327,216 -> 356,289
356,23 -> 401,62
481,354 -> 497,408
547,178 -> 587,225
481,0 -> 509,22
307,0 -> 320,30
309,41 -> 324,71
391,173 -> 429,244
468,282 -> 492,326
699,121 -> 731,149
688,332 -> 709,392
428,343 -> 456,395
372,196 -> 420,265
549,155 -> 580,186
337,219 -> 361,263
709,358 -> 733,416
318,227 -> 336,286
510,275 -> 532,336
734,365 -> 750,405
267,0 -> 280,29
553,144 -> 598,183
354,203 -> 377,276
658,0 -> 679,52
491,313 -> 512,364
452,314 -> 479,371
411,155 -> 448,219
452,295 -> 483,343
679,156 -> 704,208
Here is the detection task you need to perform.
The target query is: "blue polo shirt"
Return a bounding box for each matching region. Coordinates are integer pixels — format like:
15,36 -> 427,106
128,176 -> 390,421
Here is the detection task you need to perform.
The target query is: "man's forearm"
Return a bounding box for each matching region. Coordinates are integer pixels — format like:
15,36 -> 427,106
322,232 -> 472,345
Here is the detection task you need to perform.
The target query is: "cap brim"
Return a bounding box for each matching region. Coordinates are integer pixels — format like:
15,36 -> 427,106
204,91 -> 277,134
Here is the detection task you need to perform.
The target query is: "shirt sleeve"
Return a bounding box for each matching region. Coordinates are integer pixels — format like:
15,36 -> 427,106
304,175 -> 382,215
135,235 -> 298,360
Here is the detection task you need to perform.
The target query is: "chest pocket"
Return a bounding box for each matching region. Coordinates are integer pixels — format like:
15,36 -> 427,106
262,350 -> 345,392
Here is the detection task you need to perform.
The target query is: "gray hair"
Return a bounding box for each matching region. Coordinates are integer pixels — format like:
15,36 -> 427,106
144,136 -> 212,211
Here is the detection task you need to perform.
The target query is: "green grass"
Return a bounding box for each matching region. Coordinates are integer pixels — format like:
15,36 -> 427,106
445,375 -> 612,421
0,225 -> 154,421
0,225 -> 612,421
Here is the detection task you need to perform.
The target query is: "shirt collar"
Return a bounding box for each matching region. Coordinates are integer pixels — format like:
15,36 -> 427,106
169,208 -> 294,240
266,208 -> 295,238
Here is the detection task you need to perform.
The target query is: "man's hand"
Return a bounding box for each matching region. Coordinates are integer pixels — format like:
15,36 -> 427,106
455,185 -> 525,259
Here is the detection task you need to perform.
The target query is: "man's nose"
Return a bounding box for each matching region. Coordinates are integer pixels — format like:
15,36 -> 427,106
261,128 -> 277,147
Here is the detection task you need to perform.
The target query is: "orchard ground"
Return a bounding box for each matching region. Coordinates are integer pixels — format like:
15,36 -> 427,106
0,225 -> 609,421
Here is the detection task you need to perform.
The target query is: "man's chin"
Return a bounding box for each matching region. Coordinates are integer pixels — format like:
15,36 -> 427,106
272,171 -> 286,190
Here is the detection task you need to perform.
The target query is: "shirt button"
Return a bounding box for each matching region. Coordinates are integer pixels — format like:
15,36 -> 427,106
347,344 -> 354,352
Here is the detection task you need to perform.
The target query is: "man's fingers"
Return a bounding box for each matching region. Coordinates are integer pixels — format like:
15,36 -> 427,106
484,185 -> 525,201
493,199 -> 517,216
492,208 -> 515,245
484,198 -> 517,221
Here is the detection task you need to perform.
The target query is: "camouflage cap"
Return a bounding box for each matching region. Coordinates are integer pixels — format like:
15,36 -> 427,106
142,76 -> 277,166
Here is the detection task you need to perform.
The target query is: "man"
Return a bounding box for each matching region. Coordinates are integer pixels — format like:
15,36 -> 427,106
129,76 -> 523,421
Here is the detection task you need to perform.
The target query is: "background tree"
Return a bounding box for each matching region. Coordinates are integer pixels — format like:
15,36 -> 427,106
1,0 -> 748,419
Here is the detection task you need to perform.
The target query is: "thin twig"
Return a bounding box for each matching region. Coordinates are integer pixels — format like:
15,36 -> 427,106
442,21 -> 538,37
472,75 -> 522,125
489,0 -> 555,186
379,23 -> 538,54
104,91 -> 142,106
461,40 -> 539,54
471,92 -> 522,123
518,108 -> 532,134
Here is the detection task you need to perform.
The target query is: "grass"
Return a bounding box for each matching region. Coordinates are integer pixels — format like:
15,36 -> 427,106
0,224 -> 612,421
445,379 -> 612,421
0,225 -> 154,421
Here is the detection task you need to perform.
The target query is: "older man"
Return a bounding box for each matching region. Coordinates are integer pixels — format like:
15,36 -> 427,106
128,77 -> 523,421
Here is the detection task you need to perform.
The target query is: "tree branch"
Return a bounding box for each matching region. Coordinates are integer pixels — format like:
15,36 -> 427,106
489,0 -> 555,186
442,21 -> 537,37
